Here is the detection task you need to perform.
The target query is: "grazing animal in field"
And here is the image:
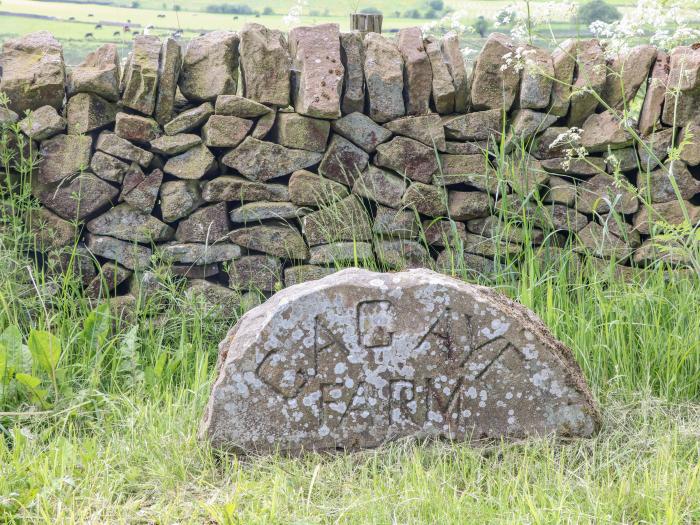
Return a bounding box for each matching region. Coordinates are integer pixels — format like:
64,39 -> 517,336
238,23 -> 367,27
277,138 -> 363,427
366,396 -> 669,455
113,31 -> 120,36
85,32 -> 94,38
68,16 -> 75,20
144,24 -> 153,35
88,13 -> 93,17
157,13 -> 165,18
133,31 -> 140,35
234,16 -> 238,20
95,23 -> 102,29
124,26 -> 131,32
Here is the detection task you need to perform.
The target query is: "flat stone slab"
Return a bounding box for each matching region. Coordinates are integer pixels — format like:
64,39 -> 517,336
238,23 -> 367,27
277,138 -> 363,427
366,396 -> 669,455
201,268 -> 600,454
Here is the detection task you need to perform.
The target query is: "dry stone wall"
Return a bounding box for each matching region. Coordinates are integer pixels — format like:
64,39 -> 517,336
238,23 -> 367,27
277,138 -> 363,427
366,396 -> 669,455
1,26 -> 699,307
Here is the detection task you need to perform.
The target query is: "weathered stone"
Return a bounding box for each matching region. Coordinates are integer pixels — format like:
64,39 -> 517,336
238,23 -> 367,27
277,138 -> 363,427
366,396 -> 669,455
252,109 -> 277,140
66,93 -> 117,135
96,131 -> 153,167
164,144 -> 216,180
502,154 -> 550,196
352,166 -> 406,208
580,111 -> 634,153
637,128 -> 674,170
201,268 -> 600,453
19,105 -> 65,141
597,213 -> 641,247
364,32 -> 405,123
397,27 -> 432,115
228,255 -> 282,292
164,102 -> 214,135
532,127 -> 577,160
114,112 -> 161,144
160,242 -> 241,264
203,176 -> 289,203
443,141 -> 492,155
85,233 -> 151,270
121,35 -> 161,115
508,110 -> 557,144
67,43 -> 120,101
549,39 -> 576,117
230,201 -> 304,223
576,173 -> 639,214
543,175 -> 577,206
601,45 -> 657,110
119,163 -> 145,198
318,135 -> 369,186
308,242 -> 374,265
575,221 -> 636,261
215,95 -> 273,118
461,232 -> 522,258
222,137 -> 322,182
541,157 -> 606,177
0,31 -> 65,114
434,154 -> 499,193
568,40 -> 606,127
606,147 -> 639,173
180,31 -> 239,102
384,114 -> 446,151
444,110 -> 503,141
679,122 -> 700,166
229,223 -> 308,259
498,199 -> 588,232
37,134 -> 92,184
122,168 -> 163,213
375,137 -> 438,184
331,112 -> 392,153
240,23 -> 290,106
639,51 -> 669,136
89,152 -> 128,184
0,108 -> 19,126
374,205 -> 420,239
154,37 -> 182,125
436,250 -> 503,277
637,160 -> 700,203
448,191 -> 493,220
424,36 -> 455,114
27,208 -> 77,252
150,133 -> 201,156
519,45 -> 554,110
86,261 -> 132,298
467,216 -> 545,245
288,170 -> 349,207
302,195 -> 371,246
87,203 -> 173,243
284,265 -> 336,287
176,203 -> 230,243
401,182 -> 447,217
202,115 -> 253,148
171,264 -> 219,279
186,279 -> 242,317
633,200 -> 700,235
47,244 -> 98,287
441,33 -> 470,113
662,46 -> 700,126
274,113 -> 330,152
470,33 -> 520,111
160,180 -> 204,222
340,31 -> 365,114
423,219 -> 467,247
289,24 -> 343,119
633,237 -> 694,267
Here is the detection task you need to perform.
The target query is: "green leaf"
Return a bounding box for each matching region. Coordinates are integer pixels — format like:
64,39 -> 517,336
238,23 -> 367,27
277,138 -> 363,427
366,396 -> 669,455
15,372 -> 48,404
0,325 -> 23,379
27,330 -> 61,374
80,303 -> 111,349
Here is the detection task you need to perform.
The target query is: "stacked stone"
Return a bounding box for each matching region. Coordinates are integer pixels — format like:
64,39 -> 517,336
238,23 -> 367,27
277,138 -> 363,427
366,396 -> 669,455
1,27 -> 698,308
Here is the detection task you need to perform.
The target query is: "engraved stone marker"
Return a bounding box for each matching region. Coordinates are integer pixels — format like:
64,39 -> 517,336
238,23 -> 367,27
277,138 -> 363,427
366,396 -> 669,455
201,269 -> 600,453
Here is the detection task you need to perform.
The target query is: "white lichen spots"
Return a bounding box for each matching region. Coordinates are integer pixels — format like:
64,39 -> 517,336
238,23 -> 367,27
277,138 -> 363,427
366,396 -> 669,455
344,377 -> 354,388
461,409 -> 472,418
329,388 -> 343,400
443,387 -> 451,395
465,386 -> 478,399
407,400 -> 417,414
549,380 -> 566,398
505,392 -> 513,400
334,362 -> 347,375
507,416 -> 516,425
480,318 -> 511,339
302,390 -> 321,407
318,424 -> 330,437
428,410 -> 444,423
522,344 -> 539,360
531,368 -> 552,389
329,401 -> 347,414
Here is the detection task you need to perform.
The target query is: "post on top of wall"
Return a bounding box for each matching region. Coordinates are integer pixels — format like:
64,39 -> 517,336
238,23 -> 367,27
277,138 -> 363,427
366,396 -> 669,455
350,13 -> 383,35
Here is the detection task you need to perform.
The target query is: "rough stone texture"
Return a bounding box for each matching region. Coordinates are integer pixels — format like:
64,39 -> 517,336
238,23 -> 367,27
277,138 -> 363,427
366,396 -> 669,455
444,110 -> 503,142
228,255 -> 282,292
115,112 -> 161,144
67,43 -> 120,101
637,160 -> 700,203
229,223 -> 308,259
289,24 -> 344,119
580,111 -> 634,153
274,113 -> 330,152
85,233 -> 151,270
252,109 -> 277,140
318,135 -> 369,186
161,242 -> 241,264
0,31 -> 65,114
508,110 -> 557,143
202,268 -> 600,453
637,128 -> 673,170
308,242 -> 374,265
467,216 -> 545,245
576,174 -> 639,215
86,262 -> 132,299
575,221 -> 637,261
436,250 -> 503,277
402,182 -> 447,217
186,279 -> 242,317
434,154 -> 498,193
160,180 -> 204,222
601,45 -> 657,110
519,45 -> 554,110
164,102 -> 213,135
549,39 -> 576,117
375,137 -> 438,184
662,46 -> 700,126
424,219 -> 467,247
568,40 -> 606,127
19,105 -> 65,141
375,239 -> 431,269
202,115 -> 253,148
223,137 -> 322,182
364,33 -> 405,123
448,191 -> 493,220
230,201 -> 304,224
121,168 -> 163,214
154,37 -> 182,126
470,33 -> 520,111
397,27 -> 432,115
302,195 -> 372,246
352,166 -> 406,208
340,32 -> 365,114
384,114 -> 446,151
638,51 -> 669,136
164,144 -> 216,180
121,35 -> 161,115
679,122 -> 700,166
175,203 -> 230,243
240,24 -> 290,106
87,203 -> 174,243
215,95 -> 273,119
150,134 -> 201,156
27,208 -> 78,252
203,176 -> 289,203
179,31 -> 239,102
0,108 -> 19,126
374,205 -> 420,239
289,170 -> 349,207
332,112 -> 392,153
66,93 -> 117,135
37,134 -> 92,184
543,176 -> 577,206
96,131 -> 153,167
284,265 -> 336,287
441,33 -> 470,113
90,152 -> 130,184
541,157 -> 606,177
633,200 -> 700,235
424,35 -> 457,114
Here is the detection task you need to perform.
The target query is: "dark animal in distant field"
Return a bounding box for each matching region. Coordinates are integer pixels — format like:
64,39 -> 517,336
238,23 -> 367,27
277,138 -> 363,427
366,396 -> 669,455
68,16 -> 75,20
157,13 -> 165,18
95,24 -> 102,29
124,26 -> 131,32
88,13 -> 93,17
85,32 -> 94,38
113,31 -> 120,36
133,31 -> 140,35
